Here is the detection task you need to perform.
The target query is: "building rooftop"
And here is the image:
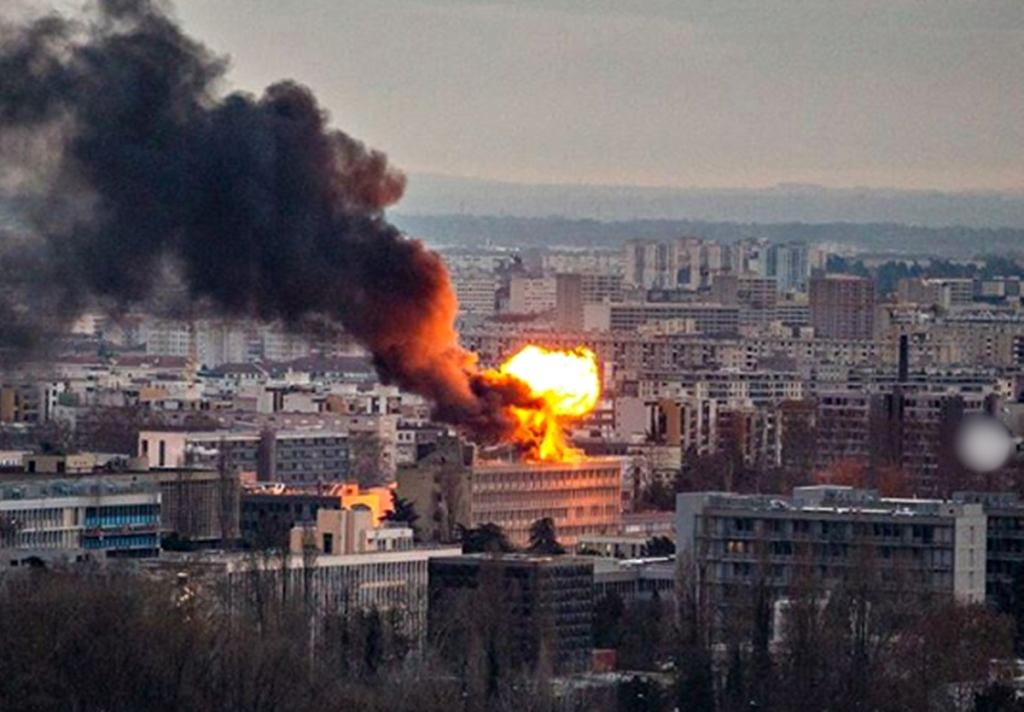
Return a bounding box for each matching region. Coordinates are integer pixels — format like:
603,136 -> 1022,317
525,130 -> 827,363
683,485 -> 984,520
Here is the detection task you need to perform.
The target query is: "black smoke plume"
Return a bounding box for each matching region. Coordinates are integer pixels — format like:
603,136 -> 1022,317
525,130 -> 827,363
0,0 -> 532,442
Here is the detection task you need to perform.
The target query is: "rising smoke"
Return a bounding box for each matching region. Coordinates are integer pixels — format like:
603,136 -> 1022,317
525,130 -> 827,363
0,0 -> 533,442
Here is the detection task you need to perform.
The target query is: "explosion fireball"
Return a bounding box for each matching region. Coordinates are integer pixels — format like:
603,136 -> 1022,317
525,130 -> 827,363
487,345 -> 601,462
0,0 -> 600,463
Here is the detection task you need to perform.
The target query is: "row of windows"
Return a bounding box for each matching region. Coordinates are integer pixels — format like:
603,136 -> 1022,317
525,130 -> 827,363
720,517 -> 953,544
83,534 -> 160,549
12,530 -> 75,548
0,507 -> 64,528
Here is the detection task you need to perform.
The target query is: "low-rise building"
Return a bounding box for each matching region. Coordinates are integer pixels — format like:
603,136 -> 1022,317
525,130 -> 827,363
0,476 -> 161,559
289,507 -> 413,556
592,557 -> 676,605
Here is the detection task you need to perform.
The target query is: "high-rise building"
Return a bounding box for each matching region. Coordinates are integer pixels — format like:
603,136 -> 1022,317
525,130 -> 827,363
508,273 -> 557,314
810,275 -> 875,340
452,269 -> 499,316
766,242 -> 818,292
555,273 -> 624,331
712,273 -> 778,328
624,240 -> 678,290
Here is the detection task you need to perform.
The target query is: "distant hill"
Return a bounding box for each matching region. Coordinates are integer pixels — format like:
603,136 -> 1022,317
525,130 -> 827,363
391,213 -> 1024,260
399,174 -> 1024,231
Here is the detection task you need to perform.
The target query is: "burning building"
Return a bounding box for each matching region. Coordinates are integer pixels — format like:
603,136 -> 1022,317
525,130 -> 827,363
396,344 -> 623,548
0,0 -> 616,473
469,457 -> 623,549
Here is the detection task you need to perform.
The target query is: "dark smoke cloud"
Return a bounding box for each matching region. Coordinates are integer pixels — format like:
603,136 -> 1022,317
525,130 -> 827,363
0,0 -> 528,441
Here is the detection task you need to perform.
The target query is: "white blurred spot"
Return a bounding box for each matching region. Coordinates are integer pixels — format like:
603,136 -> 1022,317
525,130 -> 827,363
955,416 -> 1015,473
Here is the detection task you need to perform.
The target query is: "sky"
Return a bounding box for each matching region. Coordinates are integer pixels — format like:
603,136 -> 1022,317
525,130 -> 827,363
165,0 -> 1023,191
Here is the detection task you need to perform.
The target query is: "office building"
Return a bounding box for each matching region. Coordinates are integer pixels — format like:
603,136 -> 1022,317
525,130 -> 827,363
470,458 -> 623,549
429,554 -> 595,675
0,476 -> 161,559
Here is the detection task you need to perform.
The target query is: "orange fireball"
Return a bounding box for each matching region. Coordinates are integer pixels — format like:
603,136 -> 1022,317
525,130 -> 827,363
492,345 -> 600,462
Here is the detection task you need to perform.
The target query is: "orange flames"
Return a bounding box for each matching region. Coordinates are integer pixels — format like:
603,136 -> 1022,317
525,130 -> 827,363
487,345 -> 601,462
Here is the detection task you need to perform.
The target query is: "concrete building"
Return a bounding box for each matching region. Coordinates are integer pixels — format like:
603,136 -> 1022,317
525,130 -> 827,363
712,273 -> 778,328
555,272 -> 624,331
508,273 -> 557,315
451,269 -> 499,316
1,458 -> 239,548
240,488 -> 343,546
624,240 -> 678,290
590,302 -> 740,335
810,275 -> 876,340
578,534 -> 652,560
470,458 -> 624,549
0,476 -> 161,559
289,507 -> 413,555
154,467 -> 240,546
429,554 -> 595,675
592,557 -> 675,605
156,546 -> 462,647
766,242 -> 818,292
775,292 -> 811,328
676,486 -> 988,615
395,436 -> 473,544
23,453 -> 103,475
955,492 -> 1024,607
139,429 -> 351,485
0,381 -> 44,424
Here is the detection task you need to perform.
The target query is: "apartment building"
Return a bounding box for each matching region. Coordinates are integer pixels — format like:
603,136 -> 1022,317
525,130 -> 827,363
810,274 -> 876,340
676,486 -> 988,613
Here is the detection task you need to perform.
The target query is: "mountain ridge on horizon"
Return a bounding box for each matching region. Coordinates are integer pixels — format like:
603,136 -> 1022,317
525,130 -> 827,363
399,173 -> 1024,230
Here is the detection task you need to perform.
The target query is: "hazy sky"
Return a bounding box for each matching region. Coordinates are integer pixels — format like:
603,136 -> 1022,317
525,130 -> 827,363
170,0 -> 1024,191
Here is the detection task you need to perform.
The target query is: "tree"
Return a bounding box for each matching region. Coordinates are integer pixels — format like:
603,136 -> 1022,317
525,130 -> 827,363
458,523 -> 515,554
594,591 -> 625,649
975,683 -> 1024,712
618,675 -> 668,712
0,514 -> 22,548
384,491 -> 420,534
675,549 -> 716,712
527,518 -> 565,555
635,478 -> 675,511
640,536 -> 675,558
349,432 -> 387,487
